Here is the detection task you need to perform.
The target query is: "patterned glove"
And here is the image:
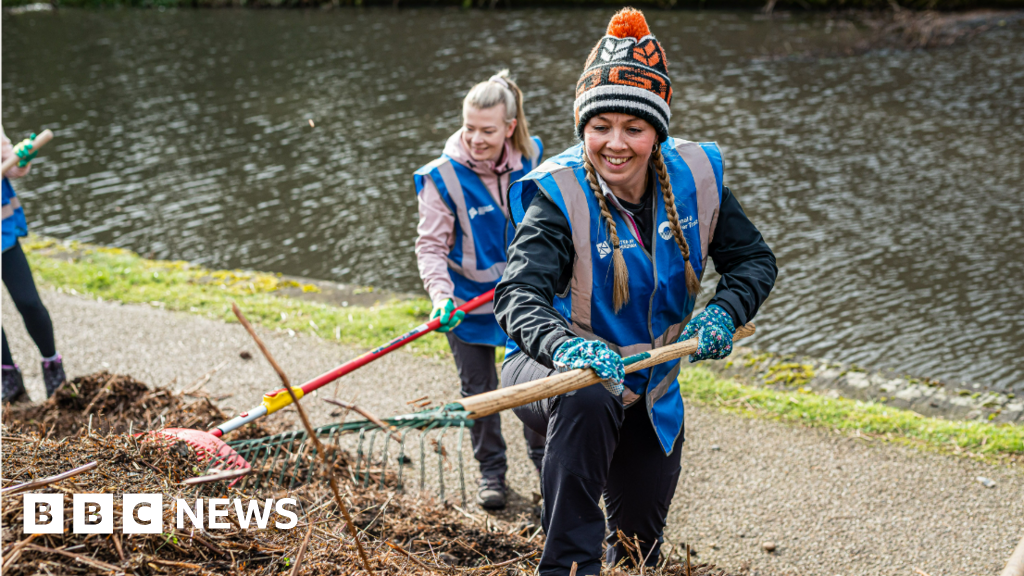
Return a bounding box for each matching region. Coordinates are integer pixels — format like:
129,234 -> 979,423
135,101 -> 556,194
13,133 -> 38,168
552,337 -> 625,396
679,304 -> 736,363
430,298 -> 465,333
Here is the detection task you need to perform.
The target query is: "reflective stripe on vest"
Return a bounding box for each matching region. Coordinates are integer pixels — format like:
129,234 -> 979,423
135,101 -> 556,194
1,196 -> 21,220
507,137 -> 722,454
423,158 -> 507,285
416,137 -> 544,346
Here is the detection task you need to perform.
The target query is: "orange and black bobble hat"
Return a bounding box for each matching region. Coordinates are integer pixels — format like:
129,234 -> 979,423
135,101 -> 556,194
574,7 -> 672,143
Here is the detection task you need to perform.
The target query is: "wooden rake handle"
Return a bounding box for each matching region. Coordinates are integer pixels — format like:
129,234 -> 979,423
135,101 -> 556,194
458,322 -> 755,419
1,129 -> 54,175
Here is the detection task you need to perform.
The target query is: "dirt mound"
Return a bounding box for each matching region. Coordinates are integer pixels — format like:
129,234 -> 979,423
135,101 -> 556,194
3,371 -> 277,440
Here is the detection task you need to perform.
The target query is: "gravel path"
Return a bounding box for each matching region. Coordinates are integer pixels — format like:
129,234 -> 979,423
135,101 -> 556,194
4,289 -> 1022,575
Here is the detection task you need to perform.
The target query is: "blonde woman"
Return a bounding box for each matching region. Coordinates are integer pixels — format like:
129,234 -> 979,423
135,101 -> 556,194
414,70 -> 544,510
495,10 -> 777,574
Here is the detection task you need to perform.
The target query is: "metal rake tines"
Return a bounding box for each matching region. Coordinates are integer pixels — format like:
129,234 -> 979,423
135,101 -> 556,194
225,406 -> 475,504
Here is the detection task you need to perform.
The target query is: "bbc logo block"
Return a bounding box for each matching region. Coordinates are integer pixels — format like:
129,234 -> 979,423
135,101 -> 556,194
23,494 -> 298,534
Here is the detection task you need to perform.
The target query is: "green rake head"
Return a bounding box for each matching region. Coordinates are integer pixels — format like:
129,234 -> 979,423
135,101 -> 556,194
225,404 -> 476,504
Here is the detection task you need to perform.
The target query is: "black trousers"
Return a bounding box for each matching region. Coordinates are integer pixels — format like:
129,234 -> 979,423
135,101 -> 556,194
501,352 -> 683,576
2,240 -> 56,366
446,333 -> 545,477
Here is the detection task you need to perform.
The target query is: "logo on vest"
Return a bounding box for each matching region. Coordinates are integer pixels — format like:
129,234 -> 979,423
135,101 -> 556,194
678,215 -> 698,230
469,205 -> 495,219
597,239 -> 639,259
659,222 -> 673,241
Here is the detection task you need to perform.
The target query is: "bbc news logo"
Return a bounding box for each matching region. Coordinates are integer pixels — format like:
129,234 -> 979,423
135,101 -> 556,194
23,494 -> 299,534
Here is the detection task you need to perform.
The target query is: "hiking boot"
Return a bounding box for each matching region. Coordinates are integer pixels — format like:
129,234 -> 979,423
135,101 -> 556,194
2,366 -> 30,404
42,355 -> 66,398
477,475 -> 507,510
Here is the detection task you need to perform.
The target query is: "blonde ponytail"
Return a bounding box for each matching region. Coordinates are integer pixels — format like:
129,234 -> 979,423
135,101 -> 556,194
652,146 -> 702,295
583,152 -> 630,312
463,69 -> 537,161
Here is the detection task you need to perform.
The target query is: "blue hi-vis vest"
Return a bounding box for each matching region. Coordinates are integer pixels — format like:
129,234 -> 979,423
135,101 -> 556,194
2,177 -> 29,252
414,136 -> 543,347
506,138 -> 723,454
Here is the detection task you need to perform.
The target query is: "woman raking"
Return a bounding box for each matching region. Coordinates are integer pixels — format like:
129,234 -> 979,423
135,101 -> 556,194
415,70 -> 545,510
495,10 -> 778,574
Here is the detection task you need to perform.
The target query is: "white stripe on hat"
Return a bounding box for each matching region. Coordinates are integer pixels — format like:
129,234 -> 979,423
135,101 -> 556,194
573,85 -> 672,122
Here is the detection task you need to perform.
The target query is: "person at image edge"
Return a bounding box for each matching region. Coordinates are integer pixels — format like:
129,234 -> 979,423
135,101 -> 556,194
494,9 -> 778,574
2,126 -> 66,404
414,70 -> 545,510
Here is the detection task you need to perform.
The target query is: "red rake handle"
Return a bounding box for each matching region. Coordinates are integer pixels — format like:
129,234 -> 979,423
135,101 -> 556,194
299,289 -> 494,394
210,289 -> 495,437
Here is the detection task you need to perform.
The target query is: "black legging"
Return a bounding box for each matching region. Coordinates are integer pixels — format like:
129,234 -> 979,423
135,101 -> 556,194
2,240 -> 56,366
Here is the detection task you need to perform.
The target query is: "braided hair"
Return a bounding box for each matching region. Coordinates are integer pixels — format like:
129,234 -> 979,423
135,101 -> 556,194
582,152 -> 631,313
652,146 -> 702,296
582,147 -> 702,313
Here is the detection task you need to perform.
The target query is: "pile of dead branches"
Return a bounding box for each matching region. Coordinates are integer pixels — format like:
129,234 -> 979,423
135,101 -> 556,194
0,428 -> 544,575
1,369 -> 733,575
3,371 -> 277,440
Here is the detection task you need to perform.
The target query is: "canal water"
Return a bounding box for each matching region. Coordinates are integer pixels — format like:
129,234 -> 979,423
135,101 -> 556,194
3,9 -> 1023,390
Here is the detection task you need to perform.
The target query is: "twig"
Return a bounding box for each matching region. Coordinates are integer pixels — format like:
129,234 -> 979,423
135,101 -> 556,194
453,537 -> 491,564
180,467 -> 251,486
231,302 -> 373,574
913,568 -> 933,576
641,539 -> 658,574
22,544 -> 119,572
289,520 -> 315,576
322,397 -> 402,443
569,561 -> 578,576
111,533 -> 124,562
81,387 -> 112,416
1,534 -> 39,570
363,493 -> 395,533
468,551 -> 541,572
148,559 -> 205,571
2,461 -> 98,495
384,540 -> 440,573
181,360 -> 229,396
191,533 -> 226,558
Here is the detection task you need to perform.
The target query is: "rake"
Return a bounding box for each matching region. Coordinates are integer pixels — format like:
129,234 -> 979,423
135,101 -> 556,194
223,323 -> 756,502
140,290 -> 495,480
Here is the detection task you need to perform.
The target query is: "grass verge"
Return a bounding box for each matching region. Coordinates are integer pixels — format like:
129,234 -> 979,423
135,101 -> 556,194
679,366 -> 1024,462
20,235 -> 1022,462
21,236 -> 451,358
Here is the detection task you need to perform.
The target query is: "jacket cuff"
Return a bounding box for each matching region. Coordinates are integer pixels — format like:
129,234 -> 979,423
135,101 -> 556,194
538,331 -> 574,368
707,292 -> 745,328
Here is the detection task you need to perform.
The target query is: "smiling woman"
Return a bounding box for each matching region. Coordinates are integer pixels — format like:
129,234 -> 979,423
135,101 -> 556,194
493,8 -> 777,575
412,69 -> 544,511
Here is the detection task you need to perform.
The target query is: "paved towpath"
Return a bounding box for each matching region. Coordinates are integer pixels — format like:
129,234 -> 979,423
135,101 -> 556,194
4,289 -> 1022,575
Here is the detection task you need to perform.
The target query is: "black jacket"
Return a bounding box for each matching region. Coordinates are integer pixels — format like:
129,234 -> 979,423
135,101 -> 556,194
495,185 -> 777,368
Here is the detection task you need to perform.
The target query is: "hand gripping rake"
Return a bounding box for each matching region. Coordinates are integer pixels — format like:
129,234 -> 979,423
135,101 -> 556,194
141,290 -> 496,480
1,129 -> 53,176
224,323 -> 755,501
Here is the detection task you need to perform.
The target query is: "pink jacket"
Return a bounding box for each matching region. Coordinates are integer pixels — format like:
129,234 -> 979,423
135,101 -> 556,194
415,129 -> 523,306
1,127 -> 33,180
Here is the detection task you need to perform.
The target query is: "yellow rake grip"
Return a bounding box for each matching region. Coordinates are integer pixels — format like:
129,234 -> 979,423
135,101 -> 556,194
262,387 -> 304,414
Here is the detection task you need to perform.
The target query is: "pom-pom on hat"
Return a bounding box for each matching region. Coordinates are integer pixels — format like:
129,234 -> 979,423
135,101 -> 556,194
574,8 -> 672,142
